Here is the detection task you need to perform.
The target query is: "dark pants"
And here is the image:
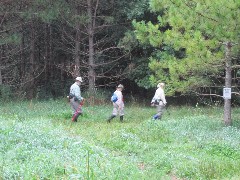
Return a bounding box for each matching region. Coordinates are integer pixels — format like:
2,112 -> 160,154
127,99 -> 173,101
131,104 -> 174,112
70,98 -> 82,121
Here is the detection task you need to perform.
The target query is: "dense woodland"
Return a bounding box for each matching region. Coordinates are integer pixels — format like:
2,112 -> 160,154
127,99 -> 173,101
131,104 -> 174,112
0,0 -> 239,104
1,1 -> 240,178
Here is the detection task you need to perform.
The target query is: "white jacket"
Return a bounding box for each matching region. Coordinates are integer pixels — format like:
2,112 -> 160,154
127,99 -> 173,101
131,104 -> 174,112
151,87 -> 167,105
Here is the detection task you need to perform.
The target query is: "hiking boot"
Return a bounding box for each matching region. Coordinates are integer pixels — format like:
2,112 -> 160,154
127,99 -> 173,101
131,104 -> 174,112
107,115 -> 116,123
72,118 -> 77,122
153,114 -> 160,120
72,113 -> 82,122
120,116 -> 123,122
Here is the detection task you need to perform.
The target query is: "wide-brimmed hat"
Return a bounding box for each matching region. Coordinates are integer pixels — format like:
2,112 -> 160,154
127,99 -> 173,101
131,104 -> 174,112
117,84 -> 124,89
76,77 -> 83,82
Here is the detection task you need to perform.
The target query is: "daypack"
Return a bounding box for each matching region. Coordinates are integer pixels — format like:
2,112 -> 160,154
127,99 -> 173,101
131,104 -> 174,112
111,93 -> 118,103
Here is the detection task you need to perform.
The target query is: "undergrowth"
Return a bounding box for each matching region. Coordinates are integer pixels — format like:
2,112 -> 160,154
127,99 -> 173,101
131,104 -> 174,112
0,99 -> 240,179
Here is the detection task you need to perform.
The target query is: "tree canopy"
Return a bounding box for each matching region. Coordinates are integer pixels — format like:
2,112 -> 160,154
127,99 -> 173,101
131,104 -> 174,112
0,0 -> 239,103
133,0 -> 240,95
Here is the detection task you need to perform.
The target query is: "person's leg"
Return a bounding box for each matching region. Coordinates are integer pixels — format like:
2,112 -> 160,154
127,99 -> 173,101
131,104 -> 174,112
153,105 -> 165,120
120,115 -> 123,122
71,99 -> 82,122
107,115 -> 116,122
70,99 -> 76,121
76,104 -> 83,120
107,103 -> 117,123
119,105 -> 124,122
74,111 -> 82,122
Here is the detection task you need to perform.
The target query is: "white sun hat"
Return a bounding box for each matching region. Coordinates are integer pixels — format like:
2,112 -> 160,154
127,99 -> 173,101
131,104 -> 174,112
76,77 -> 83,82
117,84 -> 124,89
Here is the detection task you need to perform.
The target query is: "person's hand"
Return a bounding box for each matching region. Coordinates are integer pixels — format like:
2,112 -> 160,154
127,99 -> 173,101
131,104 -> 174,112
66,96 -> 70,102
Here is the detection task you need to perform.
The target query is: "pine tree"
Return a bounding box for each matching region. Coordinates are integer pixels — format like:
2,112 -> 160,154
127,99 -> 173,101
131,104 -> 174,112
134,0 -> 240,125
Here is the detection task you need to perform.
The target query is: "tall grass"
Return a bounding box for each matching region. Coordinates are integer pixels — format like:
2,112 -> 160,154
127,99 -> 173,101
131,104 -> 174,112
0,99 -> 240,179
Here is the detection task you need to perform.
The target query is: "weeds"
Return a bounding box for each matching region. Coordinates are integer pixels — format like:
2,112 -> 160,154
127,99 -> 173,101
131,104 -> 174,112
0,99 -> 240,179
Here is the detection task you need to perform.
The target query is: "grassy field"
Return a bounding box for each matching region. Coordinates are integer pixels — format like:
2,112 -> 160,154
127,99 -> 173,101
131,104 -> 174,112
1,99 -> 240,179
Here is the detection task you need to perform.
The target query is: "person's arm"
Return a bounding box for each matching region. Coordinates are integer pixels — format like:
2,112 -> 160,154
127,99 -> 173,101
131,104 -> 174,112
151,89 -> 160,104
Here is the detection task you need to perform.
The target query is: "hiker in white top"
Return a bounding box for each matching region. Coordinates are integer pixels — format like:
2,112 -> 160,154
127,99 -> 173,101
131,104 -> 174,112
107,84 -> 124,123
69,77 -> 84,122
151,83 -> 167,120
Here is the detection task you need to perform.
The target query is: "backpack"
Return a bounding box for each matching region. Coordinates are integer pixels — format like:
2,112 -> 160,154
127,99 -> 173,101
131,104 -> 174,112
111,93 -> 118,103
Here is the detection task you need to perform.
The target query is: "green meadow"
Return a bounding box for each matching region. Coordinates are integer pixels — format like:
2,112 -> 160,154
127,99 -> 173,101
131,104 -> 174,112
1,99 -> 240,179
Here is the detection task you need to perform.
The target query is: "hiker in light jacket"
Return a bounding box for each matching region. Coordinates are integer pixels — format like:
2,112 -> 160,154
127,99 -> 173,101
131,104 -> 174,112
151,82 -> 167,120
107,84 -> 124,123
69,77 -> 84,122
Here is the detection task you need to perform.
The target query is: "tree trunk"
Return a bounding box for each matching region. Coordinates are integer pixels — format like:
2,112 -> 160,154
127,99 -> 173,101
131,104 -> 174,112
0,68 -> 2,85
0,46 -> 2,85
224,42 -> 232,126
44,23 -> 49,86
20,25 -> 25,80
87,0 -> 96,95
28,20 -> 35,99
74,19 -> 81,77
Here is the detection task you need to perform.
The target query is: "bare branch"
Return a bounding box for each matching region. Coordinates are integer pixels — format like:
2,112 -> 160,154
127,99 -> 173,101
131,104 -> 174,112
232,92 -> 240,96
196,93 -> 223,98
94,52 -> 129,67
232,65 -> 240,69
0,21 -> 29,34
97,46 -> 124,54
0,12 -> 7,28
94,22 -> 130,30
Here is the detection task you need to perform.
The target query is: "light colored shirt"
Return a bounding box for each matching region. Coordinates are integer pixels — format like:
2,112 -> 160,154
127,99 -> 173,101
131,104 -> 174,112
70,82 -> 82,100
151,87 -> 167,105
114,90 -> 124,107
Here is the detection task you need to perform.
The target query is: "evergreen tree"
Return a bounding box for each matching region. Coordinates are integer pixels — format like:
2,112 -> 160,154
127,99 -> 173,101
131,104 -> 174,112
133,0 -> 240,125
